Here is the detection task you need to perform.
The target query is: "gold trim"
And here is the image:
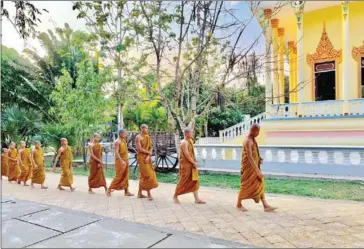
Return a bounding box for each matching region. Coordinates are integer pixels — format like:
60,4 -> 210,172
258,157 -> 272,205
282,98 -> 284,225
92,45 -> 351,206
352,41 -> 364,98
307,24 -> 342,101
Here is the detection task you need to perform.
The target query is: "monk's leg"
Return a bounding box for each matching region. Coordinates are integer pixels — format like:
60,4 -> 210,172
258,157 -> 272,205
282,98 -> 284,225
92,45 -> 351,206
24,179 -> 29,186
173,194 -> 180,204
31,182 -> 35,188
70,185 -> 76,192
88,187 -> 95,194
57,184 -> 65,190
236,197 -> 248,212
261,196 -> 277,212
41,184 -> 48,189
193,192 -> 206,204
147,190 -> 153,201
137,187 -> 147,198
124,188 -> 134,197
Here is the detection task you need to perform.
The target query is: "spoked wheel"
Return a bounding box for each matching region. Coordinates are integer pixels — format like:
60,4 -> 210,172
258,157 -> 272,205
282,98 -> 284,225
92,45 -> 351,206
155,149 -> 178,173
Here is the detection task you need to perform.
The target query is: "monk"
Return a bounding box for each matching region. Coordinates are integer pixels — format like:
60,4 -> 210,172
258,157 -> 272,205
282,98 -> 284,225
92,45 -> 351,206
106,129 -> 134,197
1,148 -> 9,180
18,141 -> 32,186
136,124 -> 158,200
31,141 -> 48,189
173,128 -> 205,204
7,142 -> 20,182
237,124 -> 277,212
52,138 -> 75,191
88,133 -> 107,194
1,148 -> 9,179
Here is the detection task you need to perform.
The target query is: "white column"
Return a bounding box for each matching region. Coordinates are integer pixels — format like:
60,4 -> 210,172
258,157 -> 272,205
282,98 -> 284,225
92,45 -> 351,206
342,1 -> 350,114
292,1 -> 306,104
297,22 -> 304,103
264,9 -> 273,116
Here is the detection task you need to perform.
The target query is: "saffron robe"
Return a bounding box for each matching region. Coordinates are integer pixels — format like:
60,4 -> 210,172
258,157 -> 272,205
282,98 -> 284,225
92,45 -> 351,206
137,134 -> 158,191
7,148 -> 20,181
109,139 -> 129,190
18,148 -> 32,183
238,138 -> 265,203
88,143 -> 107,189
32,148 -> 46,184
174,139 -> 200,196
59,146 -> 73,187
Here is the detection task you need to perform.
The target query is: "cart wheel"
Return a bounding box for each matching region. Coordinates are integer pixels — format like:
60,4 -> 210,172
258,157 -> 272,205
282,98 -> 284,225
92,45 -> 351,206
155,152 -> 178,173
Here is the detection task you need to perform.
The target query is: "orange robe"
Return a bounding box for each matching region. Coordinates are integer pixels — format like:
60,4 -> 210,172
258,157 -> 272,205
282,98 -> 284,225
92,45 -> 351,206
88,143 -> 106,189
32,148 -> 46,184
174,139 -> 200,196
109,139 -> 129,190
137,134 -> 158,191
59,146 -> 73,187
18,148 -> 32,183
7,148 -> 20,181
1,152 -> 8,176
238,138 -> 265,203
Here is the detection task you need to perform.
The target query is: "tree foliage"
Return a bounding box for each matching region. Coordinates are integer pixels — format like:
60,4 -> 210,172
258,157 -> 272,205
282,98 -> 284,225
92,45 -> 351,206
1,1 -> 47,39
50,60 -> 116,154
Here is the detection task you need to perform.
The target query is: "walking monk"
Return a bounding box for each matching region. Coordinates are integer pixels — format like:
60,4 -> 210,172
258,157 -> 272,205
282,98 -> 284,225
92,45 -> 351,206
88,133 -> 107,194
7,142 -> 20,182
136,124 -> 158,200
106,129 -> 133,197
53,138 -> 75,191
31,141 -> 47,189
173,128 -> 205,204
18,141 -> 32,186
2,148 -> 9,179
237,124 -> 276,212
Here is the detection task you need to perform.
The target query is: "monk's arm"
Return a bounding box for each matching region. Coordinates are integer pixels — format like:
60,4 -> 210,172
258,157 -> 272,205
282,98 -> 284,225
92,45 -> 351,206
245,140 -> 260,173
181,142 -> 197,166
8,152 -> 17,162
18,150 -> 24,167
89,145 -> 102,164
31,149 -> 38,168
136,136 -> 152,155
114,142 -> 125,164
53,148 -> 62,169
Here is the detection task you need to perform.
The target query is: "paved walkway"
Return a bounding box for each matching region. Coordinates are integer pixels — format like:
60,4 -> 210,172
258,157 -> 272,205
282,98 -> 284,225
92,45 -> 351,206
2,197 -> 247,248
2,173 -> 364,248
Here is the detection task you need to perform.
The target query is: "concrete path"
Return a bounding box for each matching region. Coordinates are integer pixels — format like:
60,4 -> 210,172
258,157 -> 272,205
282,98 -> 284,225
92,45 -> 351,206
1,197 -> 248,248
2,173 -> 364,248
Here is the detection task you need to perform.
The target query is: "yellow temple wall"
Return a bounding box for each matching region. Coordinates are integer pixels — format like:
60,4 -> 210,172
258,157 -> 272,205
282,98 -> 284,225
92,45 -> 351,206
303,5 -> 342,102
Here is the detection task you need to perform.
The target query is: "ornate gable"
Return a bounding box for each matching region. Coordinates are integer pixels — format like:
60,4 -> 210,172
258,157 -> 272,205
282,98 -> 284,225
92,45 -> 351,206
352,41 -> 364,62
307,23 -> 342,66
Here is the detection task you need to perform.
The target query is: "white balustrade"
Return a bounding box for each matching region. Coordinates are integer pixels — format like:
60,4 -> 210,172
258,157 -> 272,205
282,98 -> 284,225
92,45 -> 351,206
220,113 -> 266,142
194,144 -> 364,166
270,99 -> 364,119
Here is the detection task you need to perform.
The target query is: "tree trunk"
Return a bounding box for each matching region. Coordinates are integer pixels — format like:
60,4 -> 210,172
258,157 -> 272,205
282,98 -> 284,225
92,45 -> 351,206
117,103 -> 124,130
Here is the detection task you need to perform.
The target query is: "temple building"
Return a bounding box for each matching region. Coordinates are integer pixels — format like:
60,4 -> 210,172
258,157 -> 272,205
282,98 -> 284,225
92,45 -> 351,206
219,1 -> 364,146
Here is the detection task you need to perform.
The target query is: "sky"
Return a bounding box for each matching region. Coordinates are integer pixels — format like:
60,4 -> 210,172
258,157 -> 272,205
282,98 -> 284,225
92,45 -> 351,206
2,1 -> 263,57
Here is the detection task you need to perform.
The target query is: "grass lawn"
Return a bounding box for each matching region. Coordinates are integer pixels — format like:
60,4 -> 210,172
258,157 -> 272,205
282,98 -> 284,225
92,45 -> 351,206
49,166 -> 364,202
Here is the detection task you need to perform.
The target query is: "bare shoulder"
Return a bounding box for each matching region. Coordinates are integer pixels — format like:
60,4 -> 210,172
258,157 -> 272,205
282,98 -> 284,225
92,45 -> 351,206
58,147 -> 64,153
244,137 -> 253,147
114,139 -> 120,146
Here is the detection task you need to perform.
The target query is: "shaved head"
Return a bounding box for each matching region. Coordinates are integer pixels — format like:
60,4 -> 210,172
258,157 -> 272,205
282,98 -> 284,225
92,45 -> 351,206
249,124 -> 260,138
250,124 -> 260,131
140,124 -> 148,129
184,127 -> 193,134
60,138 -> 67,142
93,133 -> 100,137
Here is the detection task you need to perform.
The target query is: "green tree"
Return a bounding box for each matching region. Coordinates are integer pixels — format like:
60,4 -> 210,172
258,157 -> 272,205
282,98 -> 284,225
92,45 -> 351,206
50,60 -> 116,164
1,105 -> 43,146
1,45 -> 53,114
24,23 -> 98,87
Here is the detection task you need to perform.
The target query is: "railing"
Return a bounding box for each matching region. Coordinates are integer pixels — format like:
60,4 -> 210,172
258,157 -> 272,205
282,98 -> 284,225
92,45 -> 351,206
219,113 -> 266,142
194,144 -> 364,166
196,137 -> 220,145
271,99 -> 364,119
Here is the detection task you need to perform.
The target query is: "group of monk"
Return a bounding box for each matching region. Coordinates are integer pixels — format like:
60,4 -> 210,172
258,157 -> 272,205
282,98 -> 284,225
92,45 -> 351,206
1,141 -> 47,189
1,123 -> 276,212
